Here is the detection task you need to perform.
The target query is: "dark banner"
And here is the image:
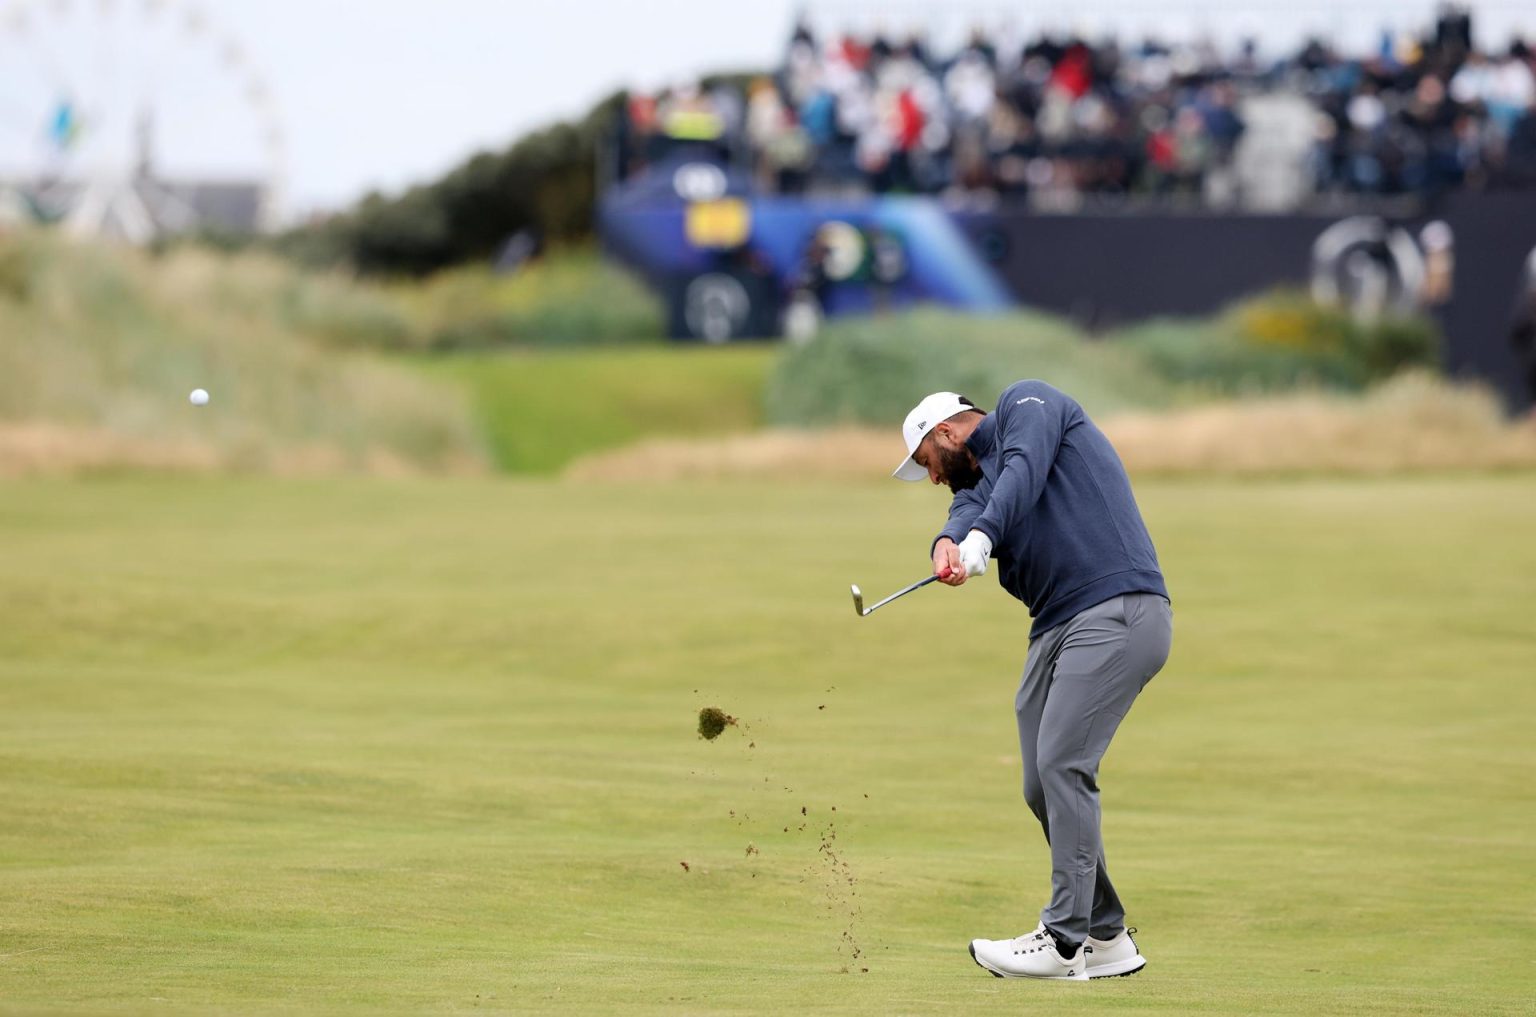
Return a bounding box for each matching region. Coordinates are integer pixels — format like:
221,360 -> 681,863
964,194 -> 1536,411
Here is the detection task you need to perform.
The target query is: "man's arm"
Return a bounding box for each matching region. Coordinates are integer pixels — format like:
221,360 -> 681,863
969,381 -> 1068,549
932,488 -> 984,586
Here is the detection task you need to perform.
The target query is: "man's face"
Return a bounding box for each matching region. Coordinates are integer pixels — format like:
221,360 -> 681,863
915,425 -> 983,493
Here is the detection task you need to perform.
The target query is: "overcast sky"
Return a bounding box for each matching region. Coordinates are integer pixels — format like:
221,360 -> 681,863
218,0 -> 799,213
4,0 -> 1531,216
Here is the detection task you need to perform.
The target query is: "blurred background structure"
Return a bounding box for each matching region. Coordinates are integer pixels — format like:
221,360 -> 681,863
0,0 -> 284,242
596,2 -> 1536,409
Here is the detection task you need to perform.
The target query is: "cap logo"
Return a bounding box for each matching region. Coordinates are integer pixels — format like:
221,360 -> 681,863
916,420 -> 926,430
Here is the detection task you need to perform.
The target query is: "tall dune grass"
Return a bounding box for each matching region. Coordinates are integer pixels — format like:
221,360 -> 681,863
0,232 -> 487,476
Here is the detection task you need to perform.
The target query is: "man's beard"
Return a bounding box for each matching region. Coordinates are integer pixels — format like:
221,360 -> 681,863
936,444 -> 983,493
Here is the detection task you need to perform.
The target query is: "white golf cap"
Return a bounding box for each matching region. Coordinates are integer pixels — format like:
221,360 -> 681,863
892,391 -> 976,481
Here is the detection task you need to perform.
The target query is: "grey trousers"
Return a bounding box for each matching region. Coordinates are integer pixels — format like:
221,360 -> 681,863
1015,592 -> 1172,946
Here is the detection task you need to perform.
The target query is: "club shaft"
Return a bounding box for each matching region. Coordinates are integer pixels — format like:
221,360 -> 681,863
863,573 -> 940,614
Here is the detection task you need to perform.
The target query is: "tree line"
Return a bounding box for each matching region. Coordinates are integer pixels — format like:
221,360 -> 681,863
277,92 -> 625,276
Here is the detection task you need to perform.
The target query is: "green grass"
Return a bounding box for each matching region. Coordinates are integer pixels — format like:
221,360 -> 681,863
418,345 -> 776,473
1,474 -> 1534,1015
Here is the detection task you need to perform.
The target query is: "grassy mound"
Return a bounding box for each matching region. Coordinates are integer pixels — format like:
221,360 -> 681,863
767,295 -> 1441,427
0,232 -> 486,475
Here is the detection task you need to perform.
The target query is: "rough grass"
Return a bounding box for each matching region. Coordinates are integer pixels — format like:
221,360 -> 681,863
568,373 -> 1536,481
0,474 -> 1532,1015
1102,372 -> 1536,475
0,422 -> 222,478
0,232 -> 487,476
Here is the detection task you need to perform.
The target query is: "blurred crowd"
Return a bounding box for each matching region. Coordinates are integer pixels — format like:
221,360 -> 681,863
619,6 -> 1536,206
1304,10 -> 1536,195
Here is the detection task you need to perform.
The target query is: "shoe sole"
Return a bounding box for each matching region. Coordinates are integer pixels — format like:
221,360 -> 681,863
1087,955 -> 1147,978
968,941 -> 1088,980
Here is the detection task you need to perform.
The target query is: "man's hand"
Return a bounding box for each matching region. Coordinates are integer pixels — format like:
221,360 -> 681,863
933,538 -> 966,586
958,529 -> 993,577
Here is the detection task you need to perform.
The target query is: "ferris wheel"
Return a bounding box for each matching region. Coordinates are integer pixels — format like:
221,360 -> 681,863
0,0 -> 285,242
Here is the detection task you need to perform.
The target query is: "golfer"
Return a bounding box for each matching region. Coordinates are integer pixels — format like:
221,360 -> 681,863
892,382 -> 1172,980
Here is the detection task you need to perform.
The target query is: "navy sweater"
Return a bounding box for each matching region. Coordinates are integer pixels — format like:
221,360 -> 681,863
935,380 -> 1168,637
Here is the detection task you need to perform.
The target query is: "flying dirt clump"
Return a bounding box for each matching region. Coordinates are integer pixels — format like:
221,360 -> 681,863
697,707 -> 738,740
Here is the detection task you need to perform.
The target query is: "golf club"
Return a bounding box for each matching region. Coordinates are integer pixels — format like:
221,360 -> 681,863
850,568 -> 953,617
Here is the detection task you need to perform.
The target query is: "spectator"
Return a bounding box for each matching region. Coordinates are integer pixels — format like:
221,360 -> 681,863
617,6 -> 1533,209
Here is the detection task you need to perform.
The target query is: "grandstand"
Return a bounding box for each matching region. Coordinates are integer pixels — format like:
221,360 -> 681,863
598,5 -> 1536,408
614,4 -> 1535,210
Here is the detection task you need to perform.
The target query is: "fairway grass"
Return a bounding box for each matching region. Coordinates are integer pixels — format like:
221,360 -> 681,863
1,475 -> 1533,1015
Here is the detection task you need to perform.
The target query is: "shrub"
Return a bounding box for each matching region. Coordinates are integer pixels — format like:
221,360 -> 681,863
1110,290 -> 1440,395
393,251 -> 663,351
766,291 -> 1442,428
766,307 -> 1177,427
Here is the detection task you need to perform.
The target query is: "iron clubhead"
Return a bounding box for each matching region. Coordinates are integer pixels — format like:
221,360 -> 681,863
849,572 -> 946,618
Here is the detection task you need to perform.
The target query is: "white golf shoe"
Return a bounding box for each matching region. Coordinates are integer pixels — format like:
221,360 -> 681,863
968,923 -> 1087,980
1084,926 -> 1146,978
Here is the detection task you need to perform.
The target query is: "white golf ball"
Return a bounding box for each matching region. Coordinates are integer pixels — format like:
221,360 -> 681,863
189,388 -> 209,406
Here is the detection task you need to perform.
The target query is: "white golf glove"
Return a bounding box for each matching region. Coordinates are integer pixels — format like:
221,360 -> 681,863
958,529 -> 993,577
